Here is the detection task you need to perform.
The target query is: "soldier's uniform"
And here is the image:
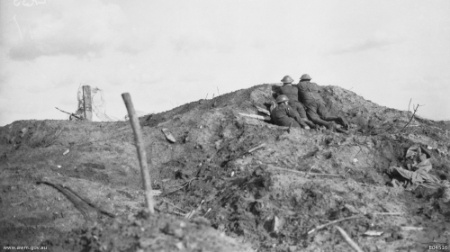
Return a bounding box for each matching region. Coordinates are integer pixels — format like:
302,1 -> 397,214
297,74 -> 348,130
297,80 -> 330,120
271,103 -> 308,128
388,145 -> 440,187
279,75 -> 315,129
280,84 -> 308,119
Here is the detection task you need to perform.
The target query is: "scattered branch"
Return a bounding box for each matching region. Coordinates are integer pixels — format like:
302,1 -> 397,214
267,165 -> 342,178
308,215 -> 361,235
400,104 -> 421,132
185,200 -> 205,219
55,107 -> 82,120
37,180 -> 115,219
335,226 -> 364,252
246,143 -> 266,154
304,165 -> 316,178
307,212 -> 403,235
401,226 -> 423,231
161,198 -> 186,213
161,177 -> 200,196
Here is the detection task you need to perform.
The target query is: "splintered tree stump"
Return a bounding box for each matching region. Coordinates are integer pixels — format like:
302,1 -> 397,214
82,85 -> 93,121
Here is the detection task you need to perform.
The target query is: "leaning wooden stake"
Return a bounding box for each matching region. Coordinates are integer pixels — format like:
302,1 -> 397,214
122,93 -> 154,214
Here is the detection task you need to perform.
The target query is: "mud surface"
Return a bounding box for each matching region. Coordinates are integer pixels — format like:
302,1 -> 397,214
1,84 -> 450,251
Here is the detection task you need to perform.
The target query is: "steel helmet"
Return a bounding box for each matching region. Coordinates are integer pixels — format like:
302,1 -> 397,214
276,95 -> 289,104
281,75 -> 294,84
300,74 -> 312,81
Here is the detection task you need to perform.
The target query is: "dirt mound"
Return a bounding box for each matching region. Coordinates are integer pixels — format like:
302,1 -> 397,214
50,210 -> 252,252
1,84 -> 450,251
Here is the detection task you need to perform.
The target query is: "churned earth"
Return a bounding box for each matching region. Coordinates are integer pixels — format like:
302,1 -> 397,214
1,84 -> 449,251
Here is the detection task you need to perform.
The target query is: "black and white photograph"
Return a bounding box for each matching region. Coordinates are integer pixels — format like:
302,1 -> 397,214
1,0 -> 449,251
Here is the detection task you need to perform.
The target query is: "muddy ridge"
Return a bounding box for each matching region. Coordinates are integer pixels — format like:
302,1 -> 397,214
1,84 -> 449,251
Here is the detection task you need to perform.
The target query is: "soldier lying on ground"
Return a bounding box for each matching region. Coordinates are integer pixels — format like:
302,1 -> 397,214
279,75 -> 316,129
270,94 -> 311,129
297,74 -> 348,133
387,145 -> 440,189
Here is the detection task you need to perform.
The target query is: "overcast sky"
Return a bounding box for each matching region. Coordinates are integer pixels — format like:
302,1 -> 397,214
1,0 -> 449,126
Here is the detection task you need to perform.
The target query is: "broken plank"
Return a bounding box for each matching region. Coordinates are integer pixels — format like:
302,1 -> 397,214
239,113 -> 268,121
161,128 -> 176,143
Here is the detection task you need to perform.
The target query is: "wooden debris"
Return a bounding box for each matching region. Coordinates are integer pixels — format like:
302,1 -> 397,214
335,226 -> 364,252
307,212 -> 403,235
239,113 -> 268,121
37,180 -> 115,220
246,143 -> 266,154
400,226 -> 423,231
271,216 -> 283,233
55,107 -> 82,120
363,230 -> 384,236
185,200 -> 205,219
161,177 -> 200,197
161,128 -> 176,143
161,198 -> 186,213
220,143 -> 267,167
399,103 -> 421,132
63,149 -> 70,155
267,165 -> 342,178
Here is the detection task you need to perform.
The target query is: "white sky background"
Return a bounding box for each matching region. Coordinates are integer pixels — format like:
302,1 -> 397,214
0,0 -> 449,126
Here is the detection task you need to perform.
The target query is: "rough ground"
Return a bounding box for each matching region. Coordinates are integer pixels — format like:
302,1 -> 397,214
1,84 -> 450,252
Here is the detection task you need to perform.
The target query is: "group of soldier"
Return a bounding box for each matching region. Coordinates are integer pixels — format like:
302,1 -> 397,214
271,74 -> 348,133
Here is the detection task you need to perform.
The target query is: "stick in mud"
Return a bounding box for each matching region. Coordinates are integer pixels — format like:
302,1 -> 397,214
246,143 -> 266,154
267,165 -> 342,178
37,180 -> 115,219
122,93 -> 155,214
335,226 -> 364,252
399,103 -> 421,132
307,212 -> 403,235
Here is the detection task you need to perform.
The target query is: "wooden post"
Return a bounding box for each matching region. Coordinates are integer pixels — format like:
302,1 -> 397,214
122,93 -> 155,214
82,85 -> 93,121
